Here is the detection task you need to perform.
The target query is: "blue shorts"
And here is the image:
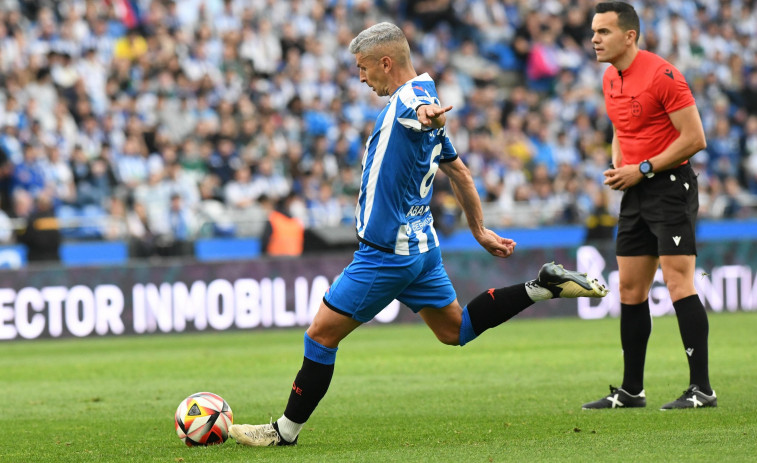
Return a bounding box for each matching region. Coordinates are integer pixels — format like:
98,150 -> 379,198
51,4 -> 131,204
323,244 -> 457,323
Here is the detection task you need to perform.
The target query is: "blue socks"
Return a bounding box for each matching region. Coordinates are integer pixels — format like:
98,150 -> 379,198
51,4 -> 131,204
284,333 -> 337,424
303,332 -> 338,364
459,306 -> 477,346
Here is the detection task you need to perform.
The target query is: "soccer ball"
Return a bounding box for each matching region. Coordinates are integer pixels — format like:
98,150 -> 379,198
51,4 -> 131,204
174,392 -> 233,446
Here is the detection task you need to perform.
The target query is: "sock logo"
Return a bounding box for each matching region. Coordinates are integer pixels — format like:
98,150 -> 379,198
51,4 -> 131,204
292,381 -> 303,396
487,288 -> 496,300
685,347 -> 694,357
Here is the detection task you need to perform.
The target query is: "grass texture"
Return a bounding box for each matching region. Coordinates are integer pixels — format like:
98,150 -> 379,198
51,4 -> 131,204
2,311 -> 755,462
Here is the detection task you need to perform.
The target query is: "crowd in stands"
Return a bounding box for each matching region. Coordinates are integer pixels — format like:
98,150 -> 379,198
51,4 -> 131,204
0,0 -> 755,258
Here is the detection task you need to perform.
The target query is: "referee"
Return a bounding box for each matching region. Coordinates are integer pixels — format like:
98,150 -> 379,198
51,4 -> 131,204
583,2 -> 716,410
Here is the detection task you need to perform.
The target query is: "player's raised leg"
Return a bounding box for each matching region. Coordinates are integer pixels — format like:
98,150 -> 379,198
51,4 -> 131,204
421,262 -> 608,347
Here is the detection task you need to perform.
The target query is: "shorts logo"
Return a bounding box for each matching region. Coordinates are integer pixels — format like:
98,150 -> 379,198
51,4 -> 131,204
631,100 -> 642,117
673,236 -> 682,246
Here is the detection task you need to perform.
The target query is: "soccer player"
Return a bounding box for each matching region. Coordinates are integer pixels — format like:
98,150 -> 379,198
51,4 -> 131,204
583,2 -> 715,410
230,22 -> 608,446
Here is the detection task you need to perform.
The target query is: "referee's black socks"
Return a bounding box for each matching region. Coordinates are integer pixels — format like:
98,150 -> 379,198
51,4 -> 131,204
673,294 -> 712,395
620,300 -> 652,395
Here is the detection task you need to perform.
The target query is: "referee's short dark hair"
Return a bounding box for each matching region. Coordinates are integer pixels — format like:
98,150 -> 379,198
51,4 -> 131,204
595,2 -> 641,43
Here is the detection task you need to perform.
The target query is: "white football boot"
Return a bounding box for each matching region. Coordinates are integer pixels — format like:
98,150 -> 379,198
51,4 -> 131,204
229,421 -> 297,446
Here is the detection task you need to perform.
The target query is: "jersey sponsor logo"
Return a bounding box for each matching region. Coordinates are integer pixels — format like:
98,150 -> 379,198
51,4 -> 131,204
405,205 -> 429,217
631,100 -> 642,117
664,69 -> 674,79
673,236 -> 682,246
409,215 -> 433,233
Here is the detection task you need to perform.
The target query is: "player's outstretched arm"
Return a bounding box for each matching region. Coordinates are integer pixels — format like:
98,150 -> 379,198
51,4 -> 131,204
439,158 -> 515,258
417,104 -> 453,128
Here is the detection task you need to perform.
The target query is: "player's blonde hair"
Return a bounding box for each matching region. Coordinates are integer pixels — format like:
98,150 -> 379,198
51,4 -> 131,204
348,22 -> 411,65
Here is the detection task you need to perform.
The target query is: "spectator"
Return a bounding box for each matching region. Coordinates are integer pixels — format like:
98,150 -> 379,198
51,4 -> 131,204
584,186 -> 617,243
224,164 -> 259,210
164,160 -> 200,208
0,146 -> 14,215
208,136 -> 240,185
12,144 -> 46,197
260,194 -> 304,257
306,183 -> 341,228
251,157 -> 290,202
77,155 -> 118,209
16,192 -> 61,262
113,27 -> 147,62
164,192 -> 196,256
195,174 -> 234,237
42,144 -> 76,205
707,118 -> 741,179
125,200 -> 157,259
0,196 -> 12,244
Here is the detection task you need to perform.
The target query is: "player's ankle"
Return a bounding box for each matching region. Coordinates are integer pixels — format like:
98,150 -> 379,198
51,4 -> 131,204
276,415 -> 303,443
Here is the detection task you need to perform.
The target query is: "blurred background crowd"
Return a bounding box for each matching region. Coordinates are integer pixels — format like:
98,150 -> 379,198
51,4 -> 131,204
0,0 -> 755,259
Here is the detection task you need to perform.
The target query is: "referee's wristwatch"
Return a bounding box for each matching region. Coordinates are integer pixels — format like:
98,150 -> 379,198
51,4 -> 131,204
639,159 -> 654,178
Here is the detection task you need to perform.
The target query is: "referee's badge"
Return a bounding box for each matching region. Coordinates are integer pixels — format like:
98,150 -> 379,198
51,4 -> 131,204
631,100 -> 642,117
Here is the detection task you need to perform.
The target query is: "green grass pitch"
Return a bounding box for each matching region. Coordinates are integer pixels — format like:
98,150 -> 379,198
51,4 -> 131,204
2,311 -> 755,462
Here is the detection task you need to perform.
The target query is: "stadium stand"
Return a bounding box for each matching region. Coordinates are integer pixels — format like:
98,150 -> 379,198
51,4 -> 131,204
0,0 -> 755,261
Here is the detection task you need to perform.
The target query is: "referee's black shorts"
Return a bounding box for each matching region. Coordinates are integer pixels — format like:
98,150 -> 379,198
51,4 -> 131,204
616,163 -> 698,257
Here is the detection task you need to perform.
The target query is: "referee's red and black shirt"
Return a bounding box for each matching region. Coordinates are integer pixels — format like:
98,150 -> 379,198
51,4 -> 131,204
603,50 -> 696,166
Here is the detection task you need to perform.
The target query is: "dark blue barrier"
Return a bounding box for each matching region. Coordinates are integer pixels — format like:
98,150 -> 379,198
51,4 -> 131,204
60,241 -> 128,266
440,225 -> 587,250
2,219 -> 754,268
439,219 -> 757,251
698,219 -> 757,242
0,245 -> 27,269
194,237 -> 261,261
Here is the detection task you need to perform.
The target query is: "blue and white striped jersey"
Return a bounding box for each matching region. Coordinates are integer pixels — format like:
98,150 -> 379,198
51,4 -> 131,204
355,73 -> 458,255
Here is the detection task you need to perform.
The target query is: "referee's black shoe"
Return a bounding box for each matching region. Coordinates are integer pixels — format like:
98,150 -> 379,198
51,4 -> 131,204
660,385 -> 717,410
535,262 -> 609,298
582,385 -> 647,409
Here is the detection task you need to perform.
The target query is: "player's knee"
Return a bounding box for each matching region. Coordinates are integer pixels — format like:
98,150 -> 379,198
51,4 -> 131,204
618,280 -> 649,304
306,326 -> 339,349
664,279 -> 695,301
